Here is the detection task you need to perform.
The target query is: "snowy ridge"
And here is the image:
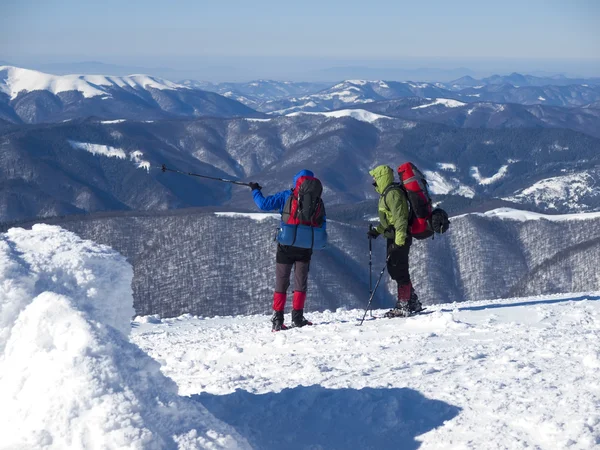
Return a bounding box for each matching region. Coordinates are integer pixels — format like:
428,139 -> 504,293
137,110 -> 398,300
412,98 -> 466,109
287,109 -> 393,123
0,225 -> 250,449
504,172 -> 598,212
461,207 -> 600,221
133,292 -> 600,449
0,66 -> 187,100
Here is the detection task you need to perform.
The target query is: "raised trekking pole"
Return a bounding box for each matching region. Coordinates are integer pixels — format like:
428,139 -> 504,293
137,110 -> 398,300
358,255 -> 390,326
160,164 -> 253,187
368,224 -> 373,318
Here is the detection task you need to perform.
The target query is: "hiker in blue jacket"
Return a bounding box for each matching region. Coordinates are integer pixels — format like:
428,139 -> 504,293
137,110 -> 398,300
249,169 -> 326,331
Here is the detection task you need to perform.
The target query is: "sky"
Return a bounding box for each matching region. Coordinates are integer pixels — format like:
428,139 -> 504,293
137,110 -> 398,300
1,0 -> 599,80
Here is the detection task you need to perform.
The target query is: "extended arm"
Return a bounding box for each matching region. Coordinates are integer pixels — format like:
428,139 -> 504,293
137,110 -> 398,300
252,189 -> 288,212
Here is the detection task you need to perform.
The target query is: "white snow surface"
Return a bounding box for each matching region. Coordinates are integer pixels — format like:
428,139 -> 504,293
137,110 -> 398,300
132,292 -> 600,449
412,98 -> 466,109
422,170 -> 474,198
470,165 -> 509,185
0,225 -> 250,450
70,140 -> 152,172
69,140 -> 127,159
437,163 -> 457,172
422,171 -> 455,195
504,172 -> 597,211
214,212 -> 280,222
287,109 -> 393,123
130,150 -> 151,172
0,66 -> 187,100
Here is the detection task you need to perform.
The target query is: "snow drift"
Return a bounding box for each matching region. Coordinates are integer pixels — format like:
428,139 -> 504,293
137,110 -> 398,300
0,224 -> 250,450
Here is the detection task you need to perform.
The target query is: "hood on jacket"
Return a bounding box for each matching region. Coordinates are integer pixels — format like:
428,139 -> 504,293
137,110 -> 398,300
369,165 -> 395,194
293,169 -> 314,186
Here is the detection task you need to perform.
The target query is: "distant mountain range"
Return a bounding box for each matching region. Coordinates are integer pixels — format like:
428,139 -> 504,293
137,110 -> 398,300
2,66 -> 600,225
346,97 -> 600,138
252,80 -> 600,114
446,72 -> 600,90
1,114 -> 599,223
179,79 -> 332,109
3,67 -> 599,125
0,66 -> 262,124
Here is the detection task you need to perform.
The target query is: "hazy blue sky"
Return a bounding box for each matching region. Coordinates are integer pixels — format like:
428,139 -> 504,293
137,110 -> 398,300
1,0 -> 599,80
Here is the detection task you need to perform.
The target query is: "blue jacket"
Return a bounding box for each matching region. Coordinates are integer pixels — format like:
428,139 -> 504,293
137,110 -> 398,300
252,169 -> 326,229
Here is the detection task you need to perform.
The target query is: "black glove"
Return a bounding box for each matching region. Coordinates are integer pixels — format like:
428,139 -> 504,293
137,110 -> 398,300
249,182 -> 262,191
367,228 -> 380,240
387,242 -> 399,253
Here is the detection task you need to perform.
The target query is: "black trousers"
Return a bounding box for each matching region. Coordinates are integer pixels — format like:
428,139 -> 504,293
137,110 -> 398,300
386,236 -> 412,285
275,244 -> 312,293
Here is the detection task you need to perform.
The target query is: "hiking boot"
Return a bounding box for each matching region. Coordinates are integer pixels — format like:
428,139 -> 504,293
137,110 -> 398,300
271,311 -> 288,331
291,309 -> 313,327
384,300 -> 411,318
408,288 -> 423,313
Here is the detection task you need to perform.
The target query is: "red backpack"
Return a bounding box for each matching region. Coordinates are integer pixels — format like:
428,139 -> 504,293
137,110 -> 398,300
282,175 -> 325,227
383,162 -> 450,240
397,162 -> 433,239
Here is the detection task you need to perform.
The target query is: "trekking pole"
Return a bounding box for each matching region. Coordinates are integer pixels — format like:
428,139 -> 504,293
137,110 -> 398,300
368,224 -> 373,318
358,255 -> 390,326
160,164 -> 253,187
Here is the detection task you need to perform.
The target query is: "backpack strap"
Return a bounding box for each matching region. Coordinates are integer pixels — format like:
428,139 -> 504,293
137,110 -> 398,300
381,183 -> 406,211
281,189 -> 295,223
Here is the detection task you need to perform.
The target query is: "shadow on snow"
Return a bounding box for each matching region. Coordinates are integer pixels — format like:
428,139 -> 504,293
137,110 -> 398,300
194,385 -> 461,450
442,294 -> 600,313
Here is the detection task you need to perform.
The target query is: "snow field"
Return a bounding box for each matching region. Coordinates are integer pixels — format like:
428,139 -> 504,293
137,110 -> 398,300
0,225 -> 250,450
132,294 -> 600,450
412,98 -> 466,109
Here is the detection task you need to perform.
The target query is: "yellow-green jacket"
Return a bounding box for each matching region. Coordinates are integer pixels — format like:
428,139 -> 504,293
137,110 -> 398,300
369,165 -> 409,246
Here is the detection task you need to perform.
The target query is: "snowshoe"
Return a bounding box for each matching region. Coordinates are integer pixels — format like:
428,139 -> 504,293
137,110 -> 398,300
291,309 -> 313,328
384,301 -> 411,318
408,289 -> 423,313
271,311 -> 288,332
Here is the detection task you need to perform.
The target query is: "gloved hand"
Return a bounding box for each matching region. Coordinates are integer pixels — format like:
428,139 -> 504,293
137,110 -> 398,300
249,182 -> 262,191
388,241 -> 403,253
367,228 -> 380,239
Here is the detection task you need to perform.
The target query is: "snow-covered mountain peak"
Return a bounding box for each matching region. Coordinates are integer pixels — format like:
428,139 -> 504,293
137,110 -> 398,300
0,66 -> 188,100
412,98 -> 467,109
287,108 -> 393,123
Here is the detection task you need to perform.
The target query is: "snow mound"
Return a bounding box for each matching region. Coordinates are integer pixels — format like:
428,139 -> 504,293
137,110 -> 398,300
0,225 -> 250,450
287,109 -> 392,123
0,66 -> 187,100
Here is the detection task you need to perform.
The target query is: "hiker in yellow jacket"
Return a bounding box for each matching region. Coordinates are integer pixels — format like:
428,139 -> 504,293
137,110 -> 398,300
367,165 -> 422,317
